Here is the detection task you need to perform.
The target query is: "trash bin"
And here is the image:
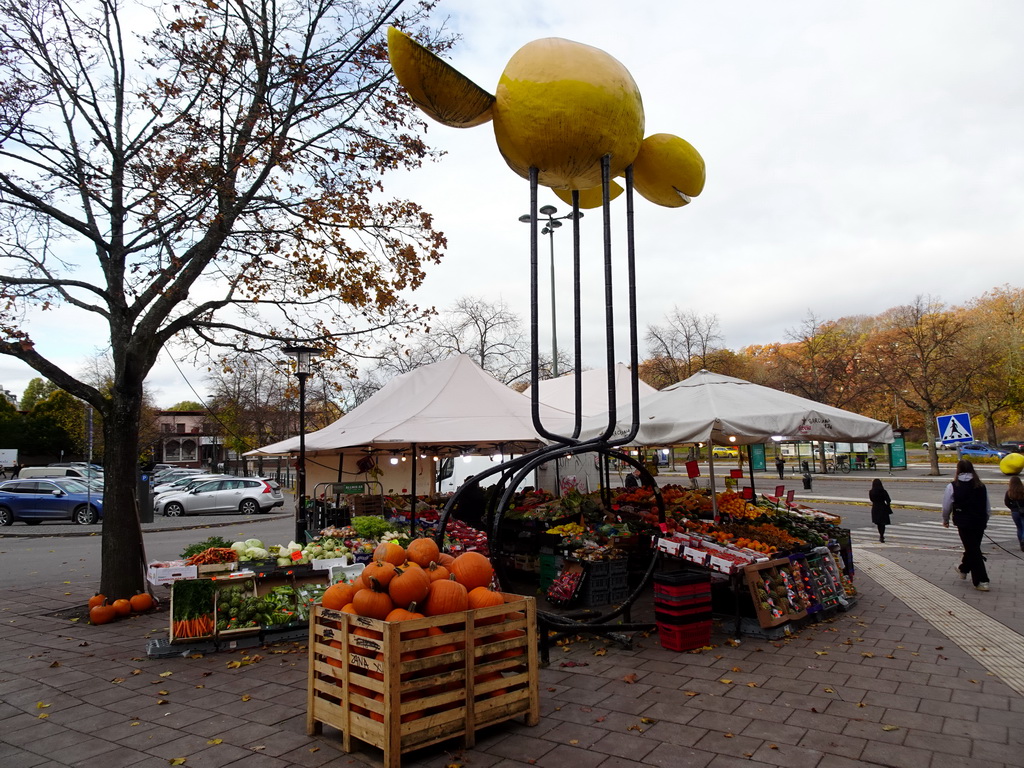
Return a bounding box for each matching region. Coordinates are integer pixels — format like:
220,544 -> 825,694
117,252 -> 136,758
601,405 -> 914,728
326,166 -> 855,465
802,472 -> 812,491
138,472 -> 154,523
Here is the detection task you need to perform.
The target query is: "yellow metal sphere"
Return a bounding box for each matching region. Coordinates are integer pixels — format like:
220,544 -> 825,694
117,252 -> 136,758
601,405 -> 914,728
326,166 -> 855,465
999,452 -> 1024,475
492,38 -> 645,190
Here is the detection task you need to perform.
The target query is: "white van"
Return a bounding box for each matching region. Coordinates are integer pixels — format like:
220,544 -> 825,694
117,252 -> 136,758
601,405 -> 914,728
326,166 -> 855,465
18,466 -> 92,480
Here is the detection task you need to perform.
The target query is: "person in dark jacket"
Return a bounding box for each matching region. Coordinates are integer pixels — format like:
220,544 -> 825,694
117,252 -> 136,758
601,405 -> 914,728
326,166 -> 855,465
942,459 -> 991,591
1005,475 -> 1024,552
868,478 -> 892,542
624,469 -> 642,488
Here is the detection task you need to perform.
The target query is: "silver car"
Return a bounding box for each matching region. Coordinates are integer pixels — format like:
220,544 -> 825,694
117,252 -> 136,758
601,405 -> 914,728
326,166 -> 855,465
155,477 -> 284,517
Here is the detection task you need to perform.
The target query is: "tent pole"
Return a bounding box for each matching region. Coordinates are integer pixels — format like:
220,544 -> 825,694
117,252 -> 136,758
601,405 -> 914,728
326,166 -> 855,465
410,443 -> 417,536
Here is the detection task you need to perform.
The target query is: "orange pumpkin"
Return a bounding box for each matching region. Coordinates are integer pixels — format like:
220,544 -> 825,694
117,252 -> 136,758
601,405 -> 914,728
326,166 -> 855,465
405,537 -> 440,568
87,593 -> 106,610
322,582 -> 356,610
373,541 -> 407,566
363,560 -> 398,590
426,562 -> 450,582
437,552 -> 456,568
450,551 -> 494,590
352,587 -> 394,620
467,586 -> 505,625
111,598 -> 132,617
422,577 -> 468,616
388,565 -> 430,609
89,602 -> 117,625
129,592 -> 155,613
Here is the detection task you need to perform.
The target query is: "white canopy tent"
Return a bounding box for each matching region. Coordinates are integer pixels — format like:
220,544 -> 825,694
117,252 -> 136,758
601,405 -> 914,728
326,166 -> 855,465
249,354 -> 576,459
523,363 -> 657,418
582,370 -> 894,447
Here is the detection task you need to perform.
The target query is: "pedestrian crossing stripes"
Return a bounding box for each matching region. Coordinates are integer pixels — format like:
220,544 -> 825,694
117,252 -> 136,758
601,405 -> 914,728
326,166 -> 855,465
850,517 -> 1021,550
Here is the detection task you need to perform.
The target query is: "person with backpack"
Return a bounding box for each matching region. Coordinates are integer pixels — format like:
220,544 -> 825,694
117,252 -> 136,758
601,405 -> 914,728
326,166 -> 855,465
1004,475 -> 1024,552
942,459 -> 992,591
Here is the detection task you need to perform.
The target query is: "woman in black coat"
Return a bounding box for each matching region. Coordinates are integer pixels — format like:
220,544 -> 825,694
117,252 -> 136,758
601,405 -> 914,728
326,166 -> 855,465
869,478 -> 892,542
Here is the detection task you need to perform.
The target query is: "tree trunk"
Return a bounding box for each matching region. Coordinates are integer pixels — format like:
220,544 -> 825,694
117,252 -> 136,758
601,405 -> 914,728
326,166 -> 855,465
925,407 -> 941,476
99,391 -> 146,600
984,411 -> 998,445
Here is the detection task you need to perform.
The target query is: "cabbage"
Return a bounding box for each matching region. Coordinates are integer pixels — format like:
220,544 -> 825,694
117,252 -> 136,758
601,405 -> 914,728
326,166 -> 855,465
277,557 -> 291,567
230,541 -> 248,554
244,538 -> 264,549
246,547 -> 268,559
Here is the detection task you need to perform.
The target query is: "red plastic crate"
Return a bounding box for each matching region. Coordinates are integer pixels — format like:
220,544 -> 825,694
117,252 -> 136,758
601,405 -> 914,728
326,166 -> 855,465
657,620 -> 712,651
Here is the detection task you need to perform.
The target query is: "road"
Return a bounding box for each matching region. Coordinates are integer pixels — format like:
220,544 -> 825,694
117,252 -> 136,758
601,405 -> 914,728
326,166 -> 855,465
1,458 -> 1015,591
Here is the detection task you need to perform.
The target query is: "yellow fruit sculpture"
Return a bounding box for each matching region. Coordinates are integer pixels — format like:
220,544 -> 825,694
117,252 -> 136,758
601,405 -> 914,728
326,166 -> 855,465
387,28 -> 705,208
999,452 -> 1024,475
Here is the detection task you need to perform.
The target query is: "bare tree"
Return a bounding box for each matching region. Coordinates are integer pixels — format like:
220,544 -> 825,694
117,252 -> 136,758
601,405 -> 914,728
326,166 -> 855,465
374,296 -> 535,385
0,0 -> 447,598
645,308 -> 723,385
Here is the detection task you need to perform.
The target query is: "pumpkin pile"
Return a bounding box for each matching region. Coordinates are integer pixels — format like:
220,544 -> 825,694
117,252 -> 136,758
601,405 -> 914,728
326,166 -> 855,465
88,591 -> 156,625
321,538 -> 499,620
316,538 -> 527,717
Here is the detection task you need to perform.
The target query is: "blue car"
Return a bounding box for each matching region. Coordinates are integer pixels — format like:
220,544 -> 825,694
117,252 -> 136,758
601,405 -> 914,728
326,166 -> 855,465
0,478 -> 104,526
956,442 -> 1008,459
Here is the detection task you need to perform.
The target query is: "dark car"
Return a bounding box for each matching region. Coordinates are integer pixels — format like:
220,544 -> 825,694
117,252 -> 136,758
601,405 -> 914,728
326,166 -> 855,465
0,478 -> 104,526
999,442 -> 1024,454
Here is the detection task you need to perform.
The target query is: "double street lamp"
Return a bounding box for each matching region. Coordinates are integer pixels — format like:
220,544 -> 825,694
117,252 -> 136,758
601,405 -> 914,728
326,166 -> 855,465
283,345 -> 321,543
519,205 -> 582,377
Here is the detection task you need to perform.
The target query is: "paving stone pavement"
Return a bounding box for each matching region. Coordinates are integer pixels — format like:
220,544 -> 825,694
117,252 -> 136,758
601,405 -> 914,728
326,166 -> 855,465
2,536 -> 1023,767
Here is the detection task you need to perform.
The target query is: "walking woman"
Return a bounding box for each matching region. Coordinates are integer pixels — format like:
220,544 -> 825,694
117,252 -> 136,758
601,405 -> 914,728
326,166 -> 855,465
1005,475 -> 1024,552
942,459 -> 991,591
868,479 -> 892,542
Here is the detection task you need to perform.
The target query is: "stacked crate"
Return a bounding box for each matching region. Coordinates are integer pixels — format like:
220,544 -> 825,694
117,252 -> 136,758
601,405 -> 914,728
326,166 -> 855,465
580,559 -> 629,606
307,595 -> 539,768
652,569 -> 713,651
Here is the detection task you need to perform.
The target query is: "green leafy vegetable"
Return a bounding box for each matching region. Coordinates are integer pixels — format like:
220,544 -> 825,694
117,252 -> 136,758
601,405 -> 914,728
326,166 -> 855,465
182,536 -> 233,559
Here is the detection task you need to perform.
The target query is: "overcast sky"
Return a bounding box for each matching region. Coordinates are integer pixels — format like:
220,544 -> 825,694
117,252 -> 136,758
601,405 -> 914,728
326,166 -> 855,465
3,0 -> 1023,408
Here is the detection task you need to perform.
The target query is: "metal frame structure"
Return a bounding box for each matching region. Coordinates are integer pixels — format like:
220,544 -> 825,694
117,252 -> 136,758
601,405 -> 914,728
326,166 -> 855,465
437,156 -> 664,658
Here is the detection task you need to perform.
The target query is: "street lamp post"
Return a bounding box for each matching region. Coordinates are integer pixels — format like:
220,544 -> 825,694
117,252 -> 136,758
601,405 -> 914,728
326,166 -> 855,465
519,205 -> 582,377
283,345 -> 321,543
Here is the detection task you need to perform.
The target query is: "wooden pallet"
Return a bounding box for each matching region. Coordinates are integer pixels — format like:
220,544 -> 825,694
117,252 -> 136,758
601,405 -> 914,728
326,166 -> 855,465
307,595 -> 539,768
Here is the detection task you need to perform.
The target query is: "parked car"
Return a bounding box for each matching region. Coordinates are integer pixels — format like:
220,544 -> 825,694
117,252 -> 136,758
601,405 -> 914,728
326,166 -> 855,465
0,477 -> 104,526
153,473 -> 230,496
154,477 -> 284,517
151,468 -> 206,486
932,440 -> 959,451
955,442 -> 1008,459
998,442 -> 1024,454
18,466 -> 100,480
711,445 -> 739,458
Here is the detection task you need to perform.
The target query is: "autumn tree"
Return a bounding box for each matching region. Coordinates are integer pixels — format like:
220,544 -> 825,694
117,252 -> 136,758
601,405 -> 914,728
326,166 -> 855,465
863,296 -> 986,474
962,285 -> 1024,443
0,0 -> 447,598
19,378 -> 58,412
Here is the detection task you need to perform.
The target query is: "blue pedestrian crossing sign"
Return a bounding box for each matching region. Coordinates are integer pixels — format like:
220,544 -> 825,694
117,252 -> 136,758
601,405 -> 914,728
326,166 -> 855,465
937,412 -> 973,444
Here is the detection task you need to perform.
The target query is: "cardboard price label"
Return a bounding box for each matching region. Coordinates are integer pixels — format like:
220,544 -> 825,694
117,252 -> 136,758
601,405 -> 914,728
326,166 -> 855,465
291,550 -> 303,562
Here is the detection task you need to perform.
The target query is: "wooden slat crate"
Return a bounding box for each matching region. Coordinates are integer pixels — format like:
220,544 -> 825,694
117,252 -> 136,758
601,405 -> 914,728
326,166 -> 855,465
306,594 -> 539,768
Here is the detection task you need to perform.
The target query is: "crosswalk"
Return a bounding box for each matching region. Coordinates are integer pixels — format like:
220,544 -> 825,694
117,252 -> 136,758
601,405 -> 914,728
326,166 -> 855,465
849,517 -> 1022,551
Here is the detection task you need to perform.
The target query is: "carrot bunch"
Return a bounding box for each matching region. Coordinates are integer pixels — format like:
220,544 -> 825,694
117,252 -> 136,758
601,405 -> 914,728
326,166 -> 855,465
173,614 -> 214,638
185,547 -> 239,565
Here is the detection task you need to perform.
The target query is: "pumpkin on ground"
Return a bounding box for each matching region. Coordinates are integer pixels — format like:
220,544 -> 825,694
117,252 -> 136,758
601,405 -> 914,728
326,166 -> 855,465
89,602 -> 117,625
88,593 -> 106,610
129,592 -> 155,613
111,598 -> 132,617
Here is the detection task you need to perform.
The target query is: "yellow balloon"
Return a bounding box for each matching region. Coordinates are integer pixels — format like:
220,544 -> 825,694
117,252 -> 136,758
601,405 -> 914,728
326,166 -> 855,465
632,133 -> 707,207
999,453 -> 1024,475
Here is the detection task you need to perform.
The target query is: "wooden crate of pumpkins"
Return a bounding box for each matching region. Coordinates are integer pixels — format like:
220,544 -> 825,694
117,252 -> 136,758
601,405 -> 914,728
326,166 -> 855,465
306,539 -> 539,768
